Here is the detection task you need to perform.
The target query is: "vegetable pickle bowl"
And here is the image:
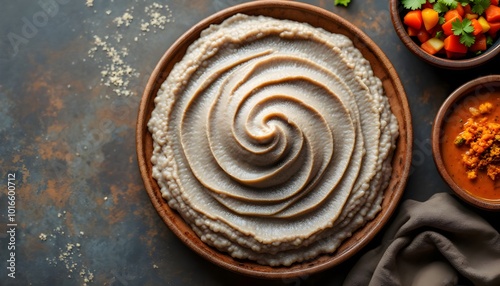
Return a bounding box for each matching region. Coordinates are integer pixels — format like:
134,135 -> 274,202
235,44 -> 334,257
432,75 -> 500,211
136,1 -> 413,279
390,0 -> 500,69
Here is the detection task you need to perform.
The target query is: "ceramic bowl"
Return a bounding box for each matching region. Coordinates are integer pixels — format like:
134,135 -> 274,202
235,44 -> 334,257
389,0 -> 500,70
432,75 -> 500,211
137,0 -> 413,279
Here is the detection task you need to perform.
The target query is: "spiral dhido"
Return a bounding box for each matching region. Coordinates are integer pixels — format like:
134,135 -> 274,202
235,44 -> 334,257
149,14 -> 399,266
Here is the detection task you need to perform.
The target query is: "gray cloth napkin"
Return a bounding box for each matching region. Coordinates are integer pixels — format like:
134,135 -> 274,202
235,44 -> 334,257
344,192 -> 500,286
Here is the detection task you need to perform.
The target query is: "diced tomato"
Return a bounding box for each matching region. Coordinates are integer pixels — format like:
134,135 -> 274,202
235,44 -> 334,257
469,34 -> 487,53
404,10 -> 423,30
442,17 -> 461,36
444,34 -> 468,53
471,19 -> 483,35
417,29 -> 431,43
445,50 -> 467,59
491,0 -> 499,6
423,1 -> 433,9
456,4 -> 465,17
485,5 -> 500,22
427,25 -> 442,37
488,21 -> 500,37
436,47 -> 447,56
444,10 -> 463,22
463,4 -> 472,14
407,26 -> 420,37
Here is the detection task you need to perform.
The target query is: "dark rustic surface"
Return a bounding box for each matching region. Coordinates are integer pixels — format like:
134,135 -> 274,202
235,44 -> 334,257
0,0 -> 498,285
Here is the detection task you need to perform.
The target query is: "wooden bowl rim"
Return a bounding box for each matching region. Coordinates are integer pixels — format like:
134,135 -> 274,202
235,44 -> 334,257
136,0 -> 413,279
432,75 -> 500,211
389,0 -> 500,70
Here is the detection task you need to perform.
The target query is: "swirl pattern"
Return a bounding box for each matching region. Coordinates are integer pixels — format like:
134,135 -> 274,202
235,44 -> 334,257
149,14 -> 399,266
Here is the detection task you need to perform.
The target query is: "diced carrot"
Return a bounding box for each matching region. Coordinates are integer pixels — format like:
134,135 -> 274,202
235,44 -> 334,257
469,34 -> 487,53
478,16 -> 491,33
417,29 -> 431,43
444,10 -> 463,22
407,26 -> 420,37
446,50 -> 467,59
485,5 -> 500,22
421,42 -> 438,55
444,34 -> 468,53
491,0 -> 499,6
456,4 -> 465,17
442,17 -> 461,36
422,8 -> 440,30
404,10 -> 423,30
471,19 -> 483,35
488,21 -> 500,37
421,38 -> 445,55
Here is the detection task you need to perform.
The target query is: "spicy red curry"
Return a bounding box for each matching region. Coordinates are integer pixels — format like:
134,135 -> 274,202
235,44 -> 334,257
441,91 -> 500,200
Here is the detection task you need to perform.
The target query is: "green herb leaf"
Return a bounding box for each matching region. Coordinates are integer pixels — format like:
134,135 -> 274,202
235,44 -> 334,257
401,0 -> 427,10
455,136 -> 465,146
471,0 -> 490,15
434,2 -> 450,13
435,30 -> 444,39
487,35 -> 494,45
460,32 -> 476,46
457,0 -> 471,6
439,0 -> 459,8
452,18 -> 470,35
452,18 -> 476,47
334,0 -> 352,6
463,19 -> 474,33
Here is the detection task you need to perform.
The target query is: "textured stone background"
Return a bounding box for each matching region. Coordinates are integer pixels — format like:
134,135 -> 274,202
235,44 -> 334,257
0,0 -> 499,285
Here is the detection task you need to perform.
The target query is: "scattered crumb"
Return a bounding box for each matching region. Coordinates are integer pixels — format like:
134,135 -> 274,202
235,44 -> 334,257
81,269 -> 95,286
113,12 -> 134,27
139,3 -> 174,34
85,0 -> 93,7
153,264 -> 159,269
104,196 -> 108,201
42,213 -> 93,284
85,1 -> 174,98
89,35 -> 135,97
140,22 -> 150,32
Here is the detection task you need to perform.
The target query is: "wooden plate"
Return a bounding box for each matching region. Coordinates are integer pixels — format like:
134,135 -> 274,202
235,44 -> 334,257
136,0 -> 413,279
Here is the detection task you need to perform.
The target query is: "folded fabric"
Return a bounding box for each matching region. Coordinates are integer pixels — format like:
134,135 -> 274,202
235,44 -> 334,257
344,192 -> 500,286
